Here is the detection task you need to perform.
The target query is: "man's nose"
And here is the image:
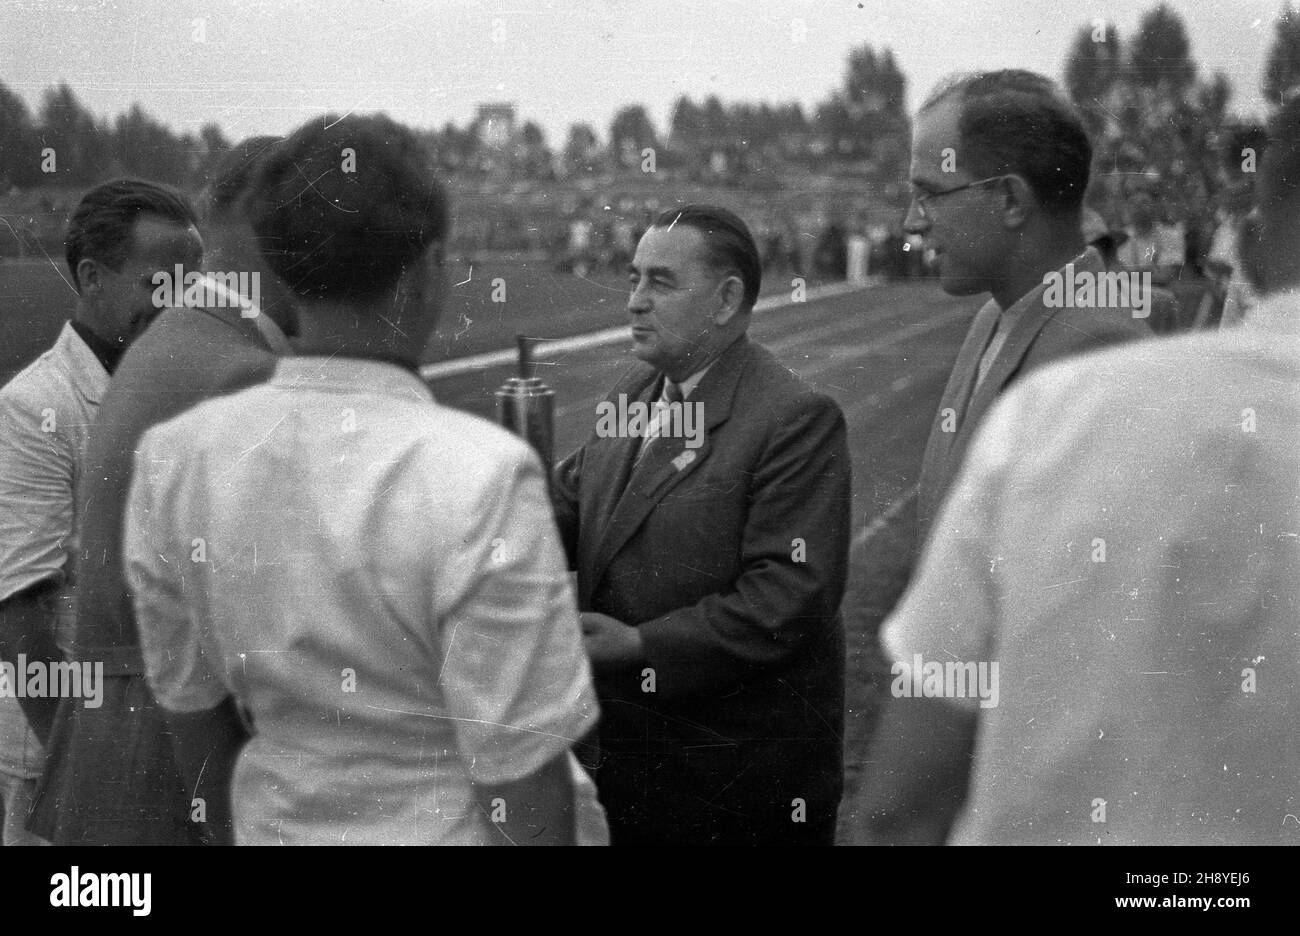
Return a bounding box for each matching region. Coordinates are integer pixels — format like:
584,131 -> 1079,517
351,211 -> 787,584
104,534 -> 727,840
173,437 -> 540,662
627,283 -> 651,314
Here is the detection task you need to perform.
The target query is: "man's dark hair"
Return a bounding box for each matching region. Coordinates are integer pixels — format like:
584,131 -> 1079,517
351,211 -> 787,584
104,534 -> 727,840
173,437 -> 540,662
651,204 -> 762,313
64,178 -> 198,289
199,135 -> 284,223
921,70 -> 1092,214
242,113 -> 448,301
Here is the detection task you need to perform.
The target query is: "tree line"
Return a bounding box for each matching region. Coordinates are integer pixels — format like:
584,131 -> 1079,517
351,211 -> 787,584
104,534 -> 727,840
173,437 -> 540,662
0,44 -> 911,193
0,82 -> 231,192
1062,2 -> 1299,219
2,4 -> 1300,197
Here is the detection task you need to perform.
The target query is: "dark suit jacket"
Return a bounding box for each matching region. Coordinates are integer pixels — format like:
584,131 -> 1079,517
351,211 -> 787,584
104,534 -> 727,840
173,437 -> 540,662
917,247 -> 1152,549
553,334 -> 850,845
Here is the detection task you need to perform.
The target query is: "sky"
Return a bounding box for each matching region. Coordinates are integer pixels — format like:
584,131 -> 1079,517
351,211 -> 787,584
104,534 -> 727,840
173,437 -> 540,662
0,0 -> 1287,145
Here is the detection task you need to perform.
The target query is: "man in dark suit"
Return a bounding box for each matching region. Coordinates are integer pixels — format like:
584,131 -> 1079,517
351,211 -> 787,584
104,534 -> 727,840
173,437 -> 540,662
911,71 -> 1152,551
854,71 -> 1151,844
553,204 -> 850,845
855,92 -> 1300,848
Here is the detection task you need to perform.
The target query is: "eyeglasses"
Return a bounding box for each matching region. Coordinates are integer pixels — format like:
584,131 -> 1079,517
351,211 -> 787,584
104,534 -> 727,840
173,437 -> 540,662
910,175 -> 1013,219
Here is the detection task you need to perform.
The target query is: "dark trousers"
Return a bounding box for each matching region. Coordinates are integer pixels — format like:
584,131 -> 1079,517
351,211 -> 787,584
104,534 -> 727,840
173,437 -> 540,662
29,675 -> 200,845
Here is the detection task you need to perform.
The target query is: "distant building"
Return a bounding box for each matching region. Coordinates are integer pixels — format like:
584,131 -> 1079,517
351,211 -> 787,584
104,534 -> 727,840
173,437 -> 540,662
474,103 -> 516,176
476,103 -> 515,149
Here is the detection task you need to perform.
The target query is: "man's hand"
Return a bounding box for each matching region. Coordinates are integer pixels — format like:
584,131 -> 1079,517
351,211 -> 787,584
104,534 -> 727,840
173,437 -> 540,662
580,612 -> 643,672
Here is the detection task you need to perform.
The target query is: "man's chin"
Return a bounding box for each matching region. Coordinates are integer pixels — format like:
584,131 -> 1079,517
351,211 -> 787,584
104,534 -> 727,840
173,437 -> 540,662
937,267 -> 987,297
629,336 -> 656,363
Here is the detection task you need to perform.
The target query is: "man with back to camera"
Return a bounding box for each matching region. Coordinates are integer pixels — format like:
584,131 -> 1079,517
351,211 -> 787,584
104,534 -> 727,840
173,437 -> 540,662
0,179 -> 201,845
29,138 -> 298,845
553,204 -> 851,845
123,114 -> 599,845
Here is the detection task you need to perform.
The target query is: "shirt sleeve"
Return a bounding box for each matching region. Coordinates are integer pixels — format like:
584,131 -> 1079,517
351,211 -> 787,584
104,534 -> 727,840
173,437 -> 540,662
881,382 -> 1027,708
124,428 -> 228,713
0,384 -> 75,602
437,445 -> 598,786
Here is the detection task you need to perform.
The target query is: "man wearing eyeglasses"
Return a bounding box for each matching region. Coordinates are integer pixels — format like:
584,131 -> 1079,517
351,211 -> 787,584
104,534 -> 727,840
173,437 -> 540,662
852,71 -> 1150,845
855,89 -> 1300,848
905,71 -> 1151,554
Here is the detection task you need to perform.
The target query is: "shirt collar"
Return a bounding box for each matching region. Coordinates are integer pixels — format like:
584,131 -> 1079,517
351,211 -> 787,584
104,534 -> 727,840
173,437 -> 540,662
57,321 -> 111,403
269,356 -> 435,402
670,362 -> 713,400
253,311 -> 294,355
68,319 -> 125,375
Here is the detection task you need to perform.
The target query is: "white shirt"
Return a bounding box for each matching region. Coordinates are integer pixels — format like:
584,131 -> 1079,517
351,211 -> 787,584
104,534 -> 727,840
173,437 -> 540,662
884,291 -> 1300,845
125,356 -> 600,845
0,321 -> 108,608
0,322 -> 109,777
674,362 -> 711,400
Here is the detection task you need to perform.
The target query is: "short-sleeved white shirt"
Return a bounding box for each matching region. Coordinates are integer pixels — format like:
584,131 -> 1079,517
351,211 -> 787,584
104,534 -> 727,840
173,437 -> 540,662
0,321 -> 108,778
125,356 -> 599,845
884,292 -> 1300,845
0,321 -> 107,607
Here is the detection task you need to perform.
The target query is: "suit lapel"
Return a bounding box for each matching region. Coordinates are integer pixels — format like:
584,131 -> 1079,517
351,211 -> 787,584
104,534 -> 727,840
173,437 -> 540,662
919,298 -> 999,524
962,248 -> 1102,435
588,336 -> 750,588
578,374 -> 658,598
961,290 -> 1052,436
941,299 -> 1000,455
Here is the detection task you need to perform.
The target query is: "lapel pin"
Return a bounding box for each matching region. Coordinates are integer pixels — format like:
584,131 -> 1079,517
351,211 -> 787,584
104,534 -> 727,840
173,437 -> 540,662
672,450 -> 697,471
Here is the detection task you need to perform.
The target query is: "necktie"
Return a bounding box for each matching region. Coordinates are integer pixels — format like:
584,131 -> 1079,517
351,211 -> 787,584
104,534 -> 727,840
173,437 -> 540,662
974,313 -> 1006,390
635,378 -> 684,462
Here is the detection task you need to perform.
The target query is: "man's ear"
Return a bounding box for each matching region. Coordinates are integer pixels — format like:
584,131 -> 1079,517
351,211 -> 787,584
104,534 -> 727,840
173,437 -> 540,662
1001,175 -> 1034,229
75,257 -> 102,296
712,274 -> 745,326
393,241 -> 445,331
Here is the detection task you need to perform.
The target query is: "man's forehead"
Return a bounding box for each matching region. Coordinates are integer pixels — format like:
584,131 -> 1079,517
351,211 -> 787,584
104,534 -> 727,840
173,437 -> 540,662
633,224 -> 706,268
125,215 -> 203,261
909,97 -> 964,182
